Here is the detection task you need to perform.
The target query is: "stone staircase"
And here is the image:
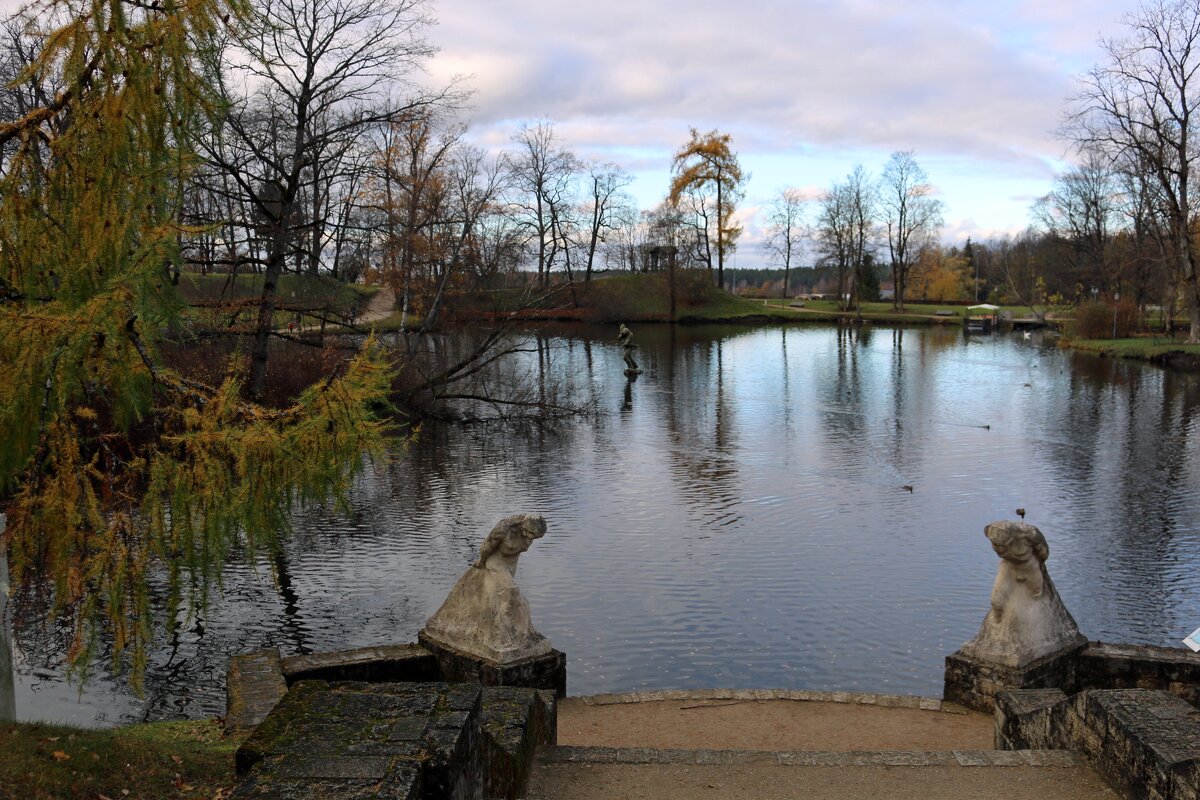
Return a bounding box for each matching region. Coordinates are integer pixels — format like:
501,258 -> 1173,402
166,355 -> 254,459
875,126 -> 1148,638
523,746 -> 1111,800
519,691 -> 1118,800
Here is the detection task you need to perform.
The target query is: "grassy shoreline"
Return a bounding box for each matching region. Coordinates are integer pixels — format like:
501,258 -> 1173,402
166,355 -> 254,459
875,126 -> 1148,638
1,719 -> 240,800
175,271 -> 1200,370
1062,336 -> 1200,369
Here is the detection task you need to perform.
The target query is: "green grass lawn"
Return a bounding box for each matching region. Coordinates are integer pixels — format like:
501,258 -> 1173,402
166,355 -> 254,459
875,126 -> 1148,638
1064,336 -> 1200,360
431,272 -> 805,325
761,298 -> 1058,320
0,719 -> 240,800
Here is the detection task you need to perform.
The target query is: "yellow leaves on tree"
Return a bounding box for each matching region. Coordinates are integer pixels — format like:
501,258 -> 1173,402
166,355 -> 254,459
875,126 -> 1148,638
667,128 -> 746,289
911,248 -> 971,302
0,0 -> 395,685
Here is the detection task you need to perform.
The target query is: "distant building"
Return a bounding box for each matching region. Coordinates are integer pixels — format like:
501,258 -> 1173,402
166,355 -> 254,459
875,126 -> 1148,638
641,244 -> 679,272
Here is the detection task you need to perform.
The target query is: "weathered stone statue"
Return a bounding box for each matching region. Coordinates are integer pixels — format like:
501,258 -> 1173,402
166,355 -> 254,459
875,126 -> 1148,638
617,323 -> 641,375
960,521 -> 1086,668
421,514 -> 553,664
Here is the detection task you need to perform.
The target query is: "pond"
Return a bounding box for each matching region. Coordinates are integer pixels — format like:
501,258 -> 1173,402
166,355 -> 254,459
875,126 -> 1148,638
10,323 -> 1200,726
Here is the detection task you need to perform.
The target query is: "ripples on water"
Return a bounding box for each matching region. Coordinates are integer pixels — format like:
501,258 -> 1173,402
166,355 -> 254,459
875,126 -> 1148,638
12,324 -> 1200,726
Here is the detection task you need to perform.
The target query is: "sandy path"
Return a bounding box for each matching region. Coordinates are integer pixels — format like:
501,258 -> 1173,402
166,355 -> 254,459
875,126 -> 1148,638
356,287 -> 396,325
556,698 -> 993,752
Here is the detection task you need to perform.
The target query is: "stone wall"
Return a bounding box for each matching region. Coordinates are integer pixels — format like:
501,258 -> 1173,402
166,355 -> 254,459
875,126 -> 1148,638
945,640 -> 1200,713
419,632 -> 566,698
1077,643 -> 1200,706
225,643 -> 559,798
996,687 -> 1200,800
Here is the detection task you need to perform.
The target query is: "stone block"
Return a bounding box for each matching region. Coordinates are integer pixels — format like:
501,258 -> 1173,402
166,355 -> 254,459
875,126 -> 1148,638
225,648 -> 288,735
230,764 -> 421,800
993,688 -> 1069,750
280,643 -> 440,685
231,680 -> 485,800
1076,690 -> 1200,800
944,643 -> 1081,712
419,631 -> 566,697
479,686 -> 558,799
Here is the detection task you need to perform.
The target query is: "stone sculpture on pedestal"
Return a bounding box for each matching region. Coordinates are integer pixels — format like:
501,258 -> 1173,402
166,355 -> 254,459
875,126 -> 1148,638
420,515 -> 565,697
961,521 -> 1087,667
944,519 -> 1088,711
422,514 -> 551,663
617,323 -> 642,376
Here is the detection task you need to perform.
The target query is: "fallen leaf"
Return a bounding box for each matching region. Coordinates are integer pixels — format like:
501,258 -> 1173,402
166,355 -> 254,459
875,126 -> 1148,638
51,751 -> 70,762
171,755 -> 183,764
121,791 -> 130,797
45,736 -> 60,742
99,795 -> 114,800
180,785 -> 195,792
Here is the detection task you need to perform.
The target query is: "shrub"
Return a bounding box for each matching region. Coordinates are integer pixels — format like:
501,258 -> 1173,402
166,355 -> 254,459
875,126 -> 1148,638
1069,299 -> 1137,339
676,269 -> 716,306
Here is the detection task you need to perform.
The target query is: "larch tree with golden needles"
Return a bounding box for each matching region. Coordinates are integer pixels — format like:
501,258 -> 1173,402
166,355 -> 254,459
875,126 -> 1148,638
667,128 -> 746,290
0,0 -> 393,684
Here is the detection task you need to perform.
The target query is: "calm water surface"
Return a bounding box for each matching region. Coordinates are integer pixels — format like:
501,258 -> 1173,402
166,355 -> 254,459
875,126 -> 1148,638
12,323 -> 1200,725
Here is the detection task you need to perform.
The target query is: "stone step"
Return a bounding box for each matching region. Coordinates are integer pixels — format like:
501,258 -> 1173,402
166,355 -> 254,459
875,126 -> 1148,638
522,746 -> 1120,800
538,744 -> 1084,767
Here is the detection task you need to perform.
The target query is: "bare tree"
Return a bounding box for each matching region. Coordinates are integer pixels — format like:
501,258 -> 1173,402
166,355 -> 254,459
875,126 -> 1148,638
369,110 -> 465,326
764,187 -> 808,300
816,180 -> 855,309
880,151 -> 943,310
581,162 -> 633,282
507,121 -> 577,287
196,0 -> 452,396
422,145 -> 508,330
0,16 -> 65,179
816,166 -> 876,311
1069,0 -> 1200,342
1034,152 -> 1122,294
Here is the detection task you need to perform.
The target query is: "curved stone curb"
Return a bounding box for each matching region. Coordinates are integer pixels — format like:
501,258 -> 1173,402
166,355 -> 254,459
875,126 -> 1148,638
539,745 -> 1084,768
567,689 -> 970,715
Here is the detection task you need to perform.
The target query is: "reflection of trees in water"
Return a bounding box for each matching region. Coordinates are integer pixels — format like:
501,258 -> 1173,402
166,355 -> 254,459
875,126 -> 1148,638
888,328 -> 907,465
1035,354 -> 1200,634
655,331 -> 743,526
819,326 -> 869,455
11,566 -> 233,723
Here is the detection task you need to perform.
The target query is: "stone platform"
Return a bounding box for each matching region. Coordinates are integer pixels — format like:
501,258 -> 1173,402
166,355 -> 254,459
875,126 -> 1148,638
945,640 -> 1200,713
231,680 -> 555,800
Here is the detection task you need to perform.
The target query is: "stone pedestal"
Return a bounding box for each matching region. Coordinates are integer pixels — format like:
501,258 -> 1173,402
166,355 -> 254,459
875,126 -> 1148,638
944,642 -> 1084,712
419,631 -> 566,698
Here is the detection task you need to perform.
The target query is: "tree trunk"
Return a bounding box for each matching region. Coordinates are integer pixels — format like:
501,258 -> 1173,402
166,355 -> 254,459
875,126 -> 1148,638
1179,230 -> 1200,343
0,513 -> 14,722
716,175 -> 724,289
249,224 -> 286,399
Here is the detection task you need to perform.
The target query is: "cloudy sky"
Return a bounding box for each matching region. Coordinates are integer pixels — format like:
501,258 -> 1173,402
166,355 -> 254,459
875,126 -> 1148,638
424,0 -> 1137,252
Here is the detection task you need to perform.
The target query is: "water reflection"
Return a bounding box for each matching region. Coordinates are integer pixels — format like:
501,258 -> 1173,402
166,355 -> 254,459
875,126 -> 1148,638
12,325 -> 1200,726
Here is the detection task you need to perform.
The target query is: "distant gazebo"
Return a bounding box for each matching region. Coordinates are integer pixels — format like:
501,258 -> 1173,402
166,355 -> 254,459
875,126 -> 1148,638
642,244 -> 678,273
